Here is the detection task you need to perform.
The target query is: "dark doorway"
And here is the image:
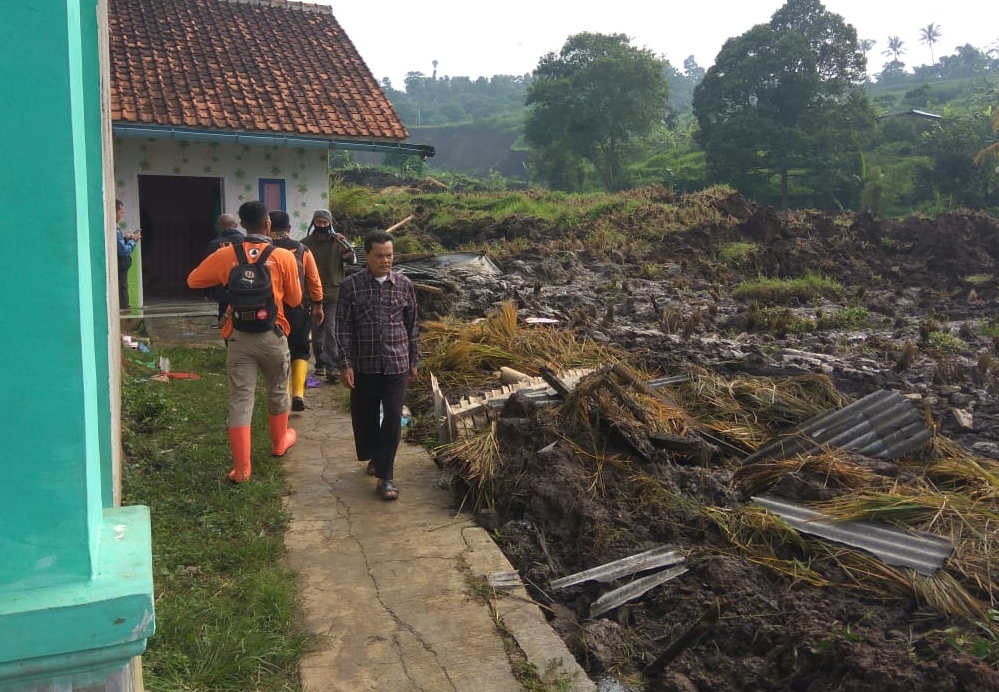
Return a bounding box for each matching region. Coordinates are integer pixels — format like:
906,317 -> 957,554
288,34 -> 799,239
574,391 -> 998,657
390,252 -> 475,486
137,175 -> 222,299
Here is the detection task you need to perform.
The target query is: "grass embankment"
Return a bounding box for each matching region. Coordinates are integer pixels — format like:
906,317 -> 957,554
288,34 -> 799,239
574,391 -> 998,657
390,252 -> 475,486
120,345 -> 308,692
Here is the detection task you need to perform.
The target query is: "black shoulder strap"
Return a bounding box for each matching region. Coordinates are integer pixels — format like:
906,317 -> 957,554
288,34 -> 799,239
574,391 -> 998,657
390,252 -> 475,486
232,242 -> 248,264
257,244 -> 275,265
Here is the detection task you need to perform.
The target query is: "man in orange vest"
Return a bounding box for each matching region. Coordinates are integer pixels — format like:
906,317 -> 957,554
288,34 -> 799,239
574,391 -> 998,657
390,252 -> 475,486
187,201 -> 303,483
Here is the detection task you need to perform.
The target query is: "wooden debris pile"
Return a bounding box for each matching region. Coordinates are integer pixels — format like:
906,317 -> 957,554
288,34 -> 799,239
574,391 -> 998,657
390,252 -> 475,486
420,302 -> 999,637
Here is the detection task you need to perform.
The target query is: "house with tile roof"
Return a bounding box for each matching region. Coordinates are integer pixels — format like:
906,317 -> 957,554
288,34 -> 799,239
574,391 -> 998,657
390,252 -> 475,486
109,0 -> 432,306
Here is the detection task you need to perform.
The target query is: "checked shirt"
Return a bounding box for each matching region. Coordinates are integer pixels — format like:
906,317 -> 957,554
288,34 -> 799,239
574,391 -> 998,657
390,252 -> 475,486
334,269 -> 420,375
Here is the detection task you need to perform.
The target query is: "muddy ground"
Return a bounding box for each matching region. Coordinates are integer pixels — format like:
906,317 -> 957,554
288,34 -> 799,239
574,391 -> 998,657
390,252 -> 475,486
364,184 -> 999,691
362,187 -> 999,692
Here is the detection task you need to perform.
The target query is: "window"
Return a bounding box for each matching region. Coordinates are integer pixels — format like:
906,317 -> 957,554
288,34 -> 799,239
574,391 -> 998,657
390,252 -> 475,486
259,178 -> 286,212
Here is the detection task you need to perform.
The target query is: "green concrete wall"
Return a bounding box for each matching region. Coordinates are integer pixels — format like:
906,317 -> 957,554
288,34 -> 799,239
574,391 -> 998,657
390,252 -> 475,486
0,1 -> 154,684
0,0 -> 101,590
78,0 -> 116,508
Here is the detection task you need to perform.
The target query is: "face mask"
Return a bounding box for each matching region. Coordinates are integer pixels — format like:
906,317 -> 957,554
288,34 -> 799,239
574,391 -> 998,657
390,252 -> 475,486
313,225 -> 332,234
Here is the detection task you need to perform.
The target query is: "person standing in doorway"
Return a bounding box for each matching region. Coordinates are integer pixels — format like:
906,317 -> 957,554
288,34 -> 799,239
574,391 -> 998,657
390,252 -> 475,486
114,199 -> 141,310
335,230 -> 419,501
187,201 -> 302,483
302,209 -> 355,381
269,210 -> 324,412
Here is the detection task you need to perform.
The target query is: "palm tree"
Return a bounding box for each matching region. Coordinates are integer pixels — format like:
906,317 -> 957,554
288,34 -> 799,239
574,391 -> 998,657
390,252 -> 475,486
919,23 -> 943,65
882,36 -> 905,63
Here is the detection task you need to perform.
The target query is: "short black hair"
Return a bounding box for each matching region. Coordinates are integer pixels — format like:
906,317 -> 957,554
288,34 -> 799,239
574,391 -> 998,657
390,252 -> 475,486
239,200 -> 269,232
364,230 -> 393,252
269,210 -> 291,232
115,199 -> 123,210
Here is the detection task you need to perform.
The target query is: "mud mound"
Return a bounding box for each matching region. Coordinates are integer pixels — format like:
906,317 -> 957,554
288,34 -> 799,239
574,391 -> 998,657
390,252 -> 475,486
402,187 -> 999,691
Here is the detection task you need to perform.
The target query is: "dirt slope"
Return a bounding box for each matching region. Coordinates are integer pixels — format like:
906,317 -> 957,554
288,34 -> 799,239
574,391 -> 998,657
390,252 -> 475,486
380,183 -> 999,691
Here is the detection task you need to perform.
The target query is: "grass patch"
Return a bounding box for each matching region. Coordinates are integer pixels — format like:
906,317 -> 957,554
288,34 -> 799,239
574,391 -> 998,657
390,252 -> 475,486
926,331 -> 967,354
120,345 -> 309,692
745,305 -> 816,335
328,178 -> 378,217
978,316 -> 999,338
734,273 -> 843,304
816,306 -> 871,330
718,241 -> 759,265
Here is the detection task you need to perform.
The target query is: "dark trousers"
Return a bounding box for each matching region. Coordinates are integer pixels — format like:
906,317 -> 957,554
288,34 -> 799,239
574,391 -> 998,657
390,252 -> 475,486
117,263 -> 130,308
284,303 -> 310,361
311,297 -> 337,369
350,372 -> 408,481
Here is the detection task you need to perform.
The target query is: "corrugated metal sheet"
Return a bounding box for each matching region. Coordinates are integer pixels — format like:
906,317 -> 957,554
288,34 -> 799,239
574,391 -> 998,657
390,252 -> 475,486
349,250 -> 501,280
741,389 -> 931,465
752,495 -> 953,576
551,546 -> 685,589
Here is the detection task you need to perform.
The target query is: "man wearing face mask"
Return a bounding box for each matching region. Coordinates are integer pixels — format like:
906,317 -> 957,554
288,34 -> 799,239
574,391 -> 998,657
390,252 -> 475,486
301,209 -> 356,382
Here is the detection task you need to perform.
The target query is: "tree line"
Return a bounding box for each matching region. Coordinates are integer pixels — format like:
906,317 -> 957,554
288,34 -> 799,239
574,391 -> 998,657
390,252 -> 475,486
373,0 -> 999,215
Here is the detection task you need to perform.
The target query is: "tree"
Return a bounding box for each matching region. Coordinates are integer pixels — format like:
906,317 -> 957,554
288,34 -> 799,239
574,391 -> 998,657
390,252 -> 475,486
919,23 -> 943,65
524,32 -> 671,191
883,35 -> 906,69
918,114 -> 995,209
692,0 -> 875,208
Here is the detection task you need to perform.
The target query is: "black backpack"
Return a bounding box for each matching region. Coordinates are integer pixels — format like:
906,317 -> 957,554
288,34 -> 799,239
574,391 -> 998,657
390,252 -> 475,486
227,243 -> 277,332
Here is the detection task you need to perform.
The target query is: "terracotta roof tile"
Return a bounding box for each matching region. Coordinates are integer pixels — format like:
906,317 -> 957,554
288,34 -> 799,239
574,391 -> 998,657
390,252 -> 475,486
109,0 -> 408,141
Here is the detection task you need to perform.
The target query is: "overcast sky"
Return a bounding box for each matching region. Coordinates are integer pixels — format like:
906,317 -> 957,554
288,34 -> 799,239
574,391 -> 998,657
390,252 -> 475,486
323,1 -> 997,88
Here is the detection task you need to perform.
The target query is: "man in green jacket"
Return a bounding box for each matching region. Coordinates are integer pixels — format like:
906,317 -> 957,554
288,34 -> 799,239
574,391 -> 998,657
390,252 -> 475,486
301,209 -> 355,382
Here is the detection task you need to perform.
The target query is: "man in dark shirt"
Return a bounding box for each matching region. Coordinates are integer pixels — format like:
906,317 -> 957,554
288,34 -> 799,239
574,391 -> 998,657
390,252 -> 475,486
206,213 -> 245,325
335,230 -> 419,501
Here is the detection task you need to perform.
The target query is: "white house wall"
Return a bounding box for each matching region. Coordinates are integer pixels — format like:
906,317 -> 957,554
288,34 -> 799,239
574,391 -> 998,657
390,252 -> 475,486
113,137 -> 331,240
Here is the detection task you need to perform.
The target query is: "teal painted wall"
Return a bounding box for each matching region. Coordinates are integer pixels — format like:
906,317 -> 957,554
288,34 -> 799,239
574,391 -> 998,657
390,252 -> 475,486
80,0 -> 116,507
0,0 -> 106,588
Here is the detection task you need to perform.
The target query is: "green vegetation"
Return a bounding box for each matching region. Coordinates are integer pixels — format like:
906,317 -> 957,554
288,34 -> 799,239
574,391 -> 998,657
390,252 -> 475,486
817,306 -> 871,330
978,316 -> 999,338
515,659 -> 580,692
927,330 -> 968,353
719,241 -> 760,265
734,273 -> 844,304
524,32 -> 672,191
327,178 -> 379,218
745,306 -> 817,334
945,609 -> 999,666
121,346 -> 309,692
694,0 -> 874,210
375,0 -> 999,216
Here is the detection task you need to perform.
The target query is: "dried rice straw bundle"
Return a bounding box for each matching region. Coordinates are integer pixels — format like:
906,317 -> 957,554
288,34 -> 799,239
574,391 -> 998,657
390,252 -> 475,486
433,423 -> 500,513
921,450 -> 999,496
913,570 -> 991,621
673,369 -> 844,439
732,448 -> 877,497
702,505 -> 828,587
799,534 -> 988,622
485,300 -> 519,340
814,489 -> 953,525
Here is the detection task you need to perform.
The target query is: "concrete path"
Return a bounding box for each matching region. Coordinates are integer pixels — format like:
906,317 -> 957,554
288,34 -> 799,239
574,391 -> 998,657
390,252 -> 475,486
282,379 -> 596,692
